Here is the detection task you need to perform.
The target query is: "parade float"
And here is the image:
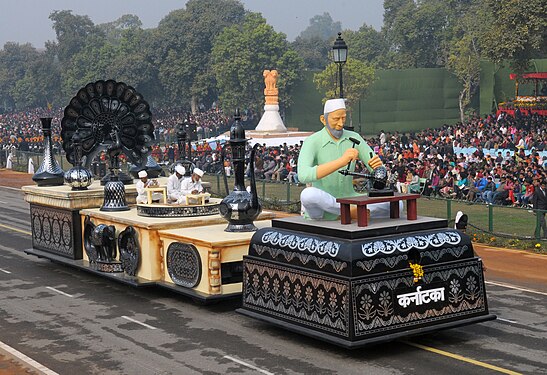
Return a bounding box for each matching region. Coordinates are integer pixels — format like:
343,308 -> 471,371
22,76 -> 494,347
23,79 -> 275,302
497,72 -> 547,117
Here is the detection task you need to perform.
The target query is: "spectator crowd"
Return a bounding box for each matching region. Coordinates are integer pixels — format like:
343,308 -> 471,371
0,106 -> 234,153
2,104 -> 547,210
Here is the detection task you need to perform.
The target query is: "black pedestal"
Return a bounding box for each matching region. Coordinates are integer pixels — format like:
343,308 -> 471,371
238,216 -> 495,348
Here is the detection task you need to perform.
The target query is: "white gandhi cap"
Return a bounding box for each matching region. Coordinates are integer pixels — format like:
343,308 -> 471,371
193,168 -> 204,177
175,165 -> 185,175
323,98 -> 346,115
138,170 -> 147,178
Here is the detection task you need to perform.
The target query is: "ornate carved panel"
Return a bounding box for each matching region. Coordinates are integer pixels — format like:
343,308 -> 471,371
137,204 -> 219,217
166,243 -> 201,288
30,204 -> 81,259
243,259 -> 350,337
118,226 -> 140,276
351,259 -> 487,337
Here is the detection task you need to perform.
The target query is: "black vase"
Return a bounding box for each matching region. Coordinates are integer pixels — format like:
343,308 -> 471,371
32,118 -> 65,186
130,155 -> 163,178
218,111 -> 261,232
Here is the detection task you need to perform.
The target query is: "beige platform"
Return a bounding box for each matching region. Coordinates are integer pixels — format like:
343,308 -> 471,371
81,207 -> 276,286
22,179 -> 146,208
159,221 -> 272,296
24,179 -> 276,300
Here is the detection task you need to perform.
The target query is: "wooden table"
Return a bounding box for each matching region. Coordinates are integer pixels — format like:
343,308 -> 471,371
144,187 -> 167,204
336,193 -> 420,227
185,193 -> 210,205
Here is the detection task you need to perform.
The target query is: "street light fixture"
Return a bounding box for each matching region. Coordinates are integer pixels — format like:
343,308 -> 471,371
332,32 -> 348,98
332,32 -> 352,130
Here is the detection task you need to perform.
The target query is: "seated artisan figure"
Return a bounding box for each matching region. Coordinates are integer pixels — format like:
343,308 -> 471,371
181,168 -> 205,195
298,98 -> 398,220
167,165 -> 186,204
135,170 -> 161,204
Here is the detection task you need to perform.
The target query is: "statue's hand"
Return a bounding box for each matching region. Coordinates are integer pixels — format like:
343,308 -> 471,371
368,155 -> 383,169
342,148 -> 359,164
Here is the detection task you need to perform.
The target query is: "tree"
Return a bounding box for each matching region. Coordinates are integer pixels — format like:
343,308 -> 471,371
98,14 -> 143,45
344,24 -> 389,67
11,48 -> 62,109
0,43 -> 40,110
291,36 -> 331,70
113,29 -> 160,103
211,12 -> 304,113
61,33 -> 113,98
313,57 -> 375,114
382,0 -> 450,68
446,1 -> 484,122
298,12 -> 342,41
480,0 -> 547,74
155,0 -> 246,111
49,10 -> 102,65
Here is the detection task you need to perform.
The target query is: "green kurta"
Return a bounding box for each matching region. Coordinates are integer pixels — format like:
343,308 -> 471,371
298,127 -> 374,220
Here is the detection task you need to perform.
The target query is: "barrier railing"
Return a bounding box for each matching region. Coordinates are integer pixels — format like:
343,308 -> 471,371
5,150 -> 544,240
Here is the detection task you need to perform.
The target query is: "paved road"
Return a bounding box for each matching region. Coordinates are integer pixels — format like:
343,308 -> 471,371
0,186 -> 546,375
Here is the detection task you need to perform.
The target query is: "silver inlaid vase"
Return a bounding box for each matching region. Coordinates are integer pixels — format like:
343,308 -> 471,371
32,117 -> 65,186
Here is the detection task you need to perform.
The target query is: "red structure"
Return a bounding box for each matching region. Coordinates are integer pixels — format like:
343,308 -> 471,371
497,72 -> 547,117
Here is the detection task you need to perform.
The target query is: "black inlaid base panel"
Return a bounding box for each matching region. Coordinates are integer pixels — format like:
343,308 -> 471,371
137,203 -> 219,217
249,226 -> 474,277
30,203 -> 82,259
240,256 -> 493,345
272,216 -> 448,240
96,260 -> 123,273
237,309 -> 496,349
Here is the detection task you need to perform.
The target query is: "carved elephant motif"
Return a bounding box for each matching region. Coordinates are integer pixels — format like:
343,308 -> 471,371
84,215 -> 117,263
91,224 -> 117,261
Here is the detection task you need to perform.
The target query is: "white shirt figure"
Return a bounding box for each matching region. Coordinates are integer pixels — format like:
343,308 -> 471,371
167,165 -> 186,203
180,168 -> 205,195
135,170 -> 162,204
6,152 -> 13,169
28,157 -> 35,174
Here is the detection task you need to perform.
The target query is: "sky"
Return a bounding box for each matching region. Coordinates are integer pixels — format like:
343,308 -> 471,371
0,0 -> 384,48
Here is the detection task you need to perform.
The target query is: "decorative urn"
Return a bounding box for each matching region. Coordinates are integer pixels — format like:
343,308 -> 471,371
218,110 -> 261,232
32,117 -> 65,186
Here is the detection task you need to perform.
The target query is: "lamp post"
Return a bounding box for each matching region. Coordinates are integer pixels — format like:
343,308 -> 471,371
332,32 -> 351,131
332,32 -> 348,98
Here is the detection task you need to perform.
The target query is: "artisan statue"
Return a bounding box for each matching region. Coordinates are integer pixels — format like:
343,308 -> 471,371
298,98 -> 398,220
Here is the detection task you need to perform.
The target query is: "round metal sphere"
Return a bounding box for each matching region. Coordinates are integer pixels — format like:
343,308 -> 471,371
64,166 -> 93,190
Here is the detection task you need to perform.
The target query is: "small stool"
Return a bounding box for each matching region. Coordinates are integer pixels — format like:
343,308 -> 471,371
145,187 -> 167,204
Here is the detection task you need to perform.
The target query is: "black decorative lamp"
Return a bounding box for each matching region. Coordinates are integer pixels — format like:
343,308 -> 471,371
332,32 -> 348,98
32,118 -> 65,186
172,113 -> 195,176
218,109 -> 261,232
177,120 -> 188,161
64,133 -> 93,190
129,154 -> 162,179
101,132 -> 130,211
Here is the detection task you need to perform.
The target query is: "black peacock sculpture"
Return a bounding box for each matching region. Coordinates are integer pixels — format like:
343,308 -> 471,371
61,80 -> 155,171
